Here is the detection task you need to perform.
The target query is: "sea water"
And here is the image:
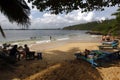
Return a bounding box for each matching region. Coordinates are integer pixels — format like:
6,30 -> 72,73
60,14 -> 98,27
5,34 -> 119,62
0,30 -> 101,44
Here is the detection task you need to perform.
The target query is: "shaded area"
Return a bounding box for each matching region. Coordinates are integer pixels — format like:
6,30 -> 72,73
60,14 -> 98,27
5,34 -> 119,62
26,60 -> 103,80
0,47 -> 120,80
0,59 -> 48,80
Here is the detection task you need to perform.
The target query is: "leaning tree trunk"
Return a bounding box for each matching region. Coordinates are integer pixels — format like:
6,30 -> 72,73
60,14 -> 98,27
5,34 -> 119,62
0,25 -> 5,38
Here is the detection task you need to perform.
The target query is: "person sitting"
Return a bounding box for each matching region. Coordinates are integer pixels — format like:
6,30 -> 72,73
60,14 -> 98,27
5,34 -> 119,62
9,45 -> 19,61
106,34 -> 112,42
102,35 -> 106,41
84,49 -> 91,57
84,49 -> 98,67
24,44 -> 30,59
18,46 -> 26,60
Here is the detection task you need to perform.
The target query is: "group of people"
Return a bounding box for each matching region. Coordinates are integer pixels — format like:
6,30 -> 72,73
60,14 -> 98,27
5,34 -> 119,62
0,43 -> 30,61
101,34 -> 114,42
78,49 -> 98,60
83,49 -> 98,59
75,49 -> 99,67
101,34 -> 119,47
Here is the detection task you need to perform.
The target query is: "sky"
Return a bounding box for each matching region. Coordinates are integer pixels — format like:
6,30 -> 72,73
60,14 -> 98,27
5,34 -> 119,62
0,1 -> 119,29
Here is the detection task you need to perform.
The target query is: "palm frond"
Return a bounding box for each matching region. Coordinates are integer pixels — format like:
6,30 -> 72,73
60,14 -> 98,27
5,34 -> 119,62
0,0 -> 30,26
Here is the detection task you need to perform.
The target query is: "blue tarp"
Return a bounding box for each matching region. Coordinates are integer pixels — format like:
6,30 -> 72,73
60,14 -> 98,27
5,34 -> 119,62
74,50 -> 120,67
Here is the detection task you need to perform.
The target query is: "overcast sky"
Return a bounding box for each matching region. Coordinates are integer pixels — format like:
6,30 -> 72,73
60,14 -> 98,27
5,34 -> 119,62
0,2 -> 118,29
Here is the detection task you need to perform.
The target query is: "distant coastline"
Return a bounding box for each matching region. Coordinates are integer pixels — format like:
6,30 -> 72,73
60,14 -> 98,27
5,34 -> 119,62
3,28 -> 62,30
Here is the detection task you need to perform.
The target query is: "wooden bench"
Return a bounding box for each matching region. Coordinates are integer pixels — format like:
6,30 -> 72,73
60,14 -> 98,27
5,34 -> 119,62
98,43 -> 119,50
99,40 -> 119,50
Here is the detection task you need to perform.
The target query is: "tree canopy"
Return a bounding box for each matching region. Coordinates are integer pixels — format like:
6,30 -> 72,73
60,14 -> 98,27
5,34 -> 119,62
28,0 -> 120,14
0,0 -> 120,26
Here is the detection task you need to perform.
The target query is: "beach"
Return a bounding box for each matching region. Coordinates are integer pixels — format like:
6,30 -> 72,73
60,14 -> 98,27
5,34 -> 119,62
0,39 -> 120,80
30,41 -> 100,63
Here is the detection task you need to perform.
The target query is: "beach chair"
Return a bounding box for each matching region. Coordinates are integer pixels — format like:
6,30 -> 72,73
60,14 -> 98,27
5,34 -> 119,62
36,52 -> 42,60
26,51 -> 35,60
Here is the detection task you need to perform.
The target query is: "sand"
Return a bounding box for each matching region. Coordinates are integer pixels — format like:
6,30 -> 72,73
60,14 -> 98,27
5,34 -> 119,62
0,40 -> 120,80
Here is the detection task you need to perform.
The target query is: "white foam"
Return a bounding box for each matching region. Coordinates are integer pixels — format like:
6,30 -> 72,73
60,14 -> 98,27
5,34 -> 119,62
91,35 -> 98,37
57,38 -> 69,41
36,40 -> 51,44
11,42 -> 19,45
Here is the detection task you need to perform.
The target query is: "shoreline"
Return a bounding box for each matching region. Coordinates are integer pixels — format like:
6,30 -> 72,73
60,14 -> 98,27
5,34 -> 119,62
0,35 -> 101,47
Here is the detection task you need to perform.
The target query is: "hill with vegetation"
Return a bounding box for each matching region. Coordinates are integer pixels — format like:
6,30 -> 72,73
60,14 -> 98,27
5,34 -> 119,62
63,21 -> 99,30
63,19 -> 119,35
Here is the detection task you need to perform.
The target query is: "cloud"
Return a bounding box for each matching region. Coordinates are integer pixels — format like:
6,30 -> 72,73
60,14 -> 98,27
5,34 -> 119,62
0,13 -> 18,29
0,4 -> 118,29
29,10 -> 95,29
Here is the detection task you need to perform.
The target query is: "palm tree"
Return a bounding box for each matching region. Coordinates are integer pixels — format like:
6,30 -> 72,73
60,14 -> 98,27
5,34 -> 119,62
0,0 -> 30,38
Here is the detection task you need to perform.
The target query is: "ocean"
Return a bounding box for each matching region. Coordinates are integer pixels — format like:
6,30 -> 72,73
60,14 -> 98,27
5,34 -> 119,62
0,30 -> 101,44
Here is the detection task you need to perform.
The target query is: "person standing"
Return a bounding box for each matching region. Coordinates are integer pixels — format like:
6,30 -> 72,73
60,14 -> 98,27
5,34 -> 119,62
50,36 -> 52,40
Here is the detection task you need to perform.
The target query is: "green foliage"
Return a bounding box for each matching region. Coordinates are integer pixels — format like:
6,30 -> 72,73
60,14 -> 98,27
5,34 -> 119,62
63,19 -> 118,35
63,21 -> 99,30
28,0 -> 120,14
106,7 -> 120,36
93,19 -> 116,34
